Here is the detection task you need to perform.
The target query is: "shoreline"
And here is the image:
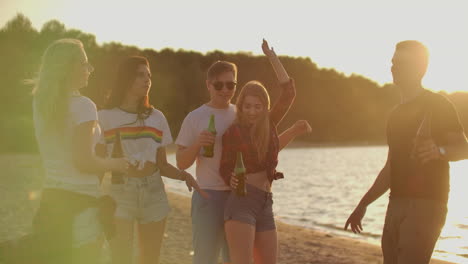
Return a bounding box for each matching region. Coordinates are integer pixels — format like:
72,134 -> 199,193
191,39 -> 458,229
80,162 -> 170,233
162,191 -> 456,264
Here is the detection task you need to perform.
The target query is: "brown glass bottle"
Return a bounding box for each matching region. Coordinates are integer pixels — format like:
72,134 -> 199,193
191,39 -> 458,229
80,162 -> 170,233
111,130 -> 125,184
235,152 -> 247,197
203,114 -> 216,158
409,111 -> 432,193
411,111 -> 432,160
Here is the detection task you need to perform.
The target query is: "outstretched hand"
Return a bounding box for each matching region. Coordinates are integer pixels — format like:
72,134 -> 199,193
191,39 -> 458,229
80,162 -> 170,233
181,171 -> 210,199
344,206 -> 366,234
262,38 -> 276,57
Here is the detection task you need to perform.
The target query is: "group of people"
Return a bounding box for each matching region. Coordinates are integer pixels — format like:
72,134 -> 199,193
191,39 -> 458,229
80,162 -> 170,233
25,37 -> 468,264
29,38 -> 310,264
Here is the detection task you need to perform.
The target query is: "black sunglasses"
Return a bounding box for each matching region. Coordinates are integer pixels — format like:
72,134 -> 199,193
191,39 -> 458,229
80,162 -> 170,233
212,81 -> 237,91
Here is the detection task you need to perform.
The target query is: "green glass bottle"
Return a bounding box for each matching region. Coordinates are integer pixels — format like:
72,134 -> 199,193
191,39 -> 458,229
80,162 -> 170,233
235,152 -> 247,197
203,114 -> 216,158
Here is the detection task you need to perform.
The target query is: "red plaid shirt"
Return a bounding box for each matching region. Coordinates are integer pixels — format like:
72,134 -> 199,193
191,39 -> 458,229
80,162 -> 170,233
220,79 -> 296,185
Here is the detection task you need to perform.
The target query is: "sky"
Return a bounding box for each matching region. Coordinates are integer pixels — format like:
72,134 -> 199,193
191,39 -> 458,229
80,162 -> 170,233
1,0 -> 468,93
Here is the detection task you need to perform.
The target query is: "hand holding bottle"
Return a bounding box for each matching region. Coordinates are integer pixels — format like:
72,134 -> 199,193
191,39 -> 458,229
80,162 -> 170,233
415,139 -> 443,163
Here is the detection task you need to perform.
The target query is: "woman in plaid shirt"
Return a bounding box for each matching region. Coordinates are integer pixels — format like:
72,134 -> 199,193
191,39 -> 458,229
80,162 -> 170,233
220,40 -> 312,264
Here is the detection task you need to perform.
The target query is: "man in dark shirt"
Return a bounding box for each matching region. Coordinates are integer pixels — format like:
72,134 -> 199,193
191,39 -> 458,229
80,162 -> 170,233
345,40 -> 468,264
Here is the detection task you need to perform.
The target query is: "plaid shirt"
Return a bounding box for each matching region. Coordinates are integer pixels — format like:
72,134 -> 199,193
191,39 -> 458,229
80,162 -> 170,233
220,79 -> 296,185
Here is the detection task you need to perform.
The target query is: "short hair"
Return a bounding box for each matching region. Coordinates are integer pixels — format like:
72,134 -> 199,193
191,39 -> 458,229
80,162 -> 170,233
206,60 -> 237,81
395,40 -> 430,69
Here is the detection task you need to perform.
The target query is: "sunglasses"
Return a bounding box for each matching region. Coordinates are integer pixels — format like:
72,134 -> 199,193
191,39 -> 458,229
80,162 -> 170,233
212,81 -> 237,91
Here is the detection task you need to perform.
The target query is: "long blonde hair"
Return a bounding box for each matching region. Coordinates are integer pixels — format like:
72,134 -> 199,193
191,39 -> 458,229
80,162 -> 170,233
32,39 -> 84,135
236,81 -> 271,162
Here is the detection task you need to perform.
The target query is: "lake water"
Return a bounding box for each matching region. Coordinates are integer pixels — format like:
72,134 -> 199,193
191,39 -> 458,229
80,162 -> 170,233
165,146 -> 468,264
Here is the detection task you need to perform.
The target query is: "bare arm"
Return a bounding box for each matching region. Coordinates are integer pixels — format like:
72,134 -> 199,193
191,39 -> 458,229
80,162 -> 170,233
263,39 -> 296,126
356,158 -> 391,208
159,146 -> 209,197
176,144 -> 200,170
176,130 -> 215,169
344,149 -> 391,233
443,132 -> 468,161
158,147 -> 186,180
262,39 -> 289,84
279,120 -> 312,150
95,143 -> 108,182
417,131 -> 468,163
72,120 -> 127,174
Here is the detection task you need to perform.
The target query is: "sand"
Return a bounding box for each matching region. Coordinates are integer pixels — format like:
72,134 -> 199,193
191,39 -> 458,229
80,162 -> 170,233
159,192 -> 455,264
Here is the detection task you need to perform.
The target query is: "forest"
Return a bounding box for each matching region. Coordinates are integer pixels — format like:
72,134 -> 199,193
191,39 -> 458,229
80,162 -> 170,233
2,14 -> 468,152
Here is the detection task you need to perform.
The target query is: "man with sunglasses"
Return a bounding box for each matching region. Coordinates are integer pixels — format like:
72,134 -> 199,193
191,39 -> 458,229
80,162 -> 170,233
176,60 -> 238,264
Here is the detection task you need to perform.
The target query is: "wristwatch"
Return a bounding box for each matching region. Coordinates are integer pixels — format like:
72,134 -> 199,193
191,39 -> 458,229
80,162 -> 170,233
438,146 -> 447,158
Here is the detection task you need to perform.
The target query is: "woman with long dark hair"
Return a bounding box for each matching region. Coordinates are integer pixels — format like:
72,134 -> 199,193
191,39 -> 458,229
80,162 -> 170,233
98,56 -> 203,264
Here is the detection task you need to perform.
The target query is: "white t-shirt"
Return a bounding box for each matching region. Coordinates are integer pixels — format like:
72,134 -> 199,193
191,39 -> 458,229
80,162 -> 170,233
176,104 -> 236,190
33,95 -> 101,197
98,108 -> 173,166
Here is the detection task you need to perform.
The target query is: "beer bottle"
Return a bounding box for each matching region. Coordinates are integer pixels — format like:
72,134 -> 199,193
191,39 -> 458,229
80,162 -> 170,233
409,111 -> 432,193
411,111 -> 432,160
235,152 -> 247,197
203,114 -> 216,157
111,130 -> 125,184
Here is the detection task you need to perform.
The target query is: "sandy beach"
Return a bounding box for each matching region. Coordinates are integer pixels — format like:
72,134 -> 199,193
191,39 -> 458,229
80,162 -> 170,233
160,192 -> 455,264
0,154 -> 457,264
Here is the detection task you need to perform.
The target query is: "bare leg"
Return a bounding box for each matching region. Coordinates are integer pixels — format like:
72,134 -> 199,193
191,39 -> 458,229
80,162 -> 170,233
225,220 -> 255,264
109,218 -> 134,264
137,218 -> 167,264
253,229 -> 277,264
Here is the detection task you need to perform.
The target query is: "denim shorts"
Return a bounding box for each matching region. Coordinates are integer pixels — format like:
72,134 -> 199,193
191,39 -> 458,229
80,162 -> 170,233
110,171 -> 170,224
224,184 -> 275,232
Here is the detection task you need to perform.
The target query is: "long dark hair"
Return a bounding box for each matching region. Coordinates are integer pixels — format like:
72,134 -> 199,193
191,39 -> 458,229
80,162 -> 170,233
105,56 -> 153,121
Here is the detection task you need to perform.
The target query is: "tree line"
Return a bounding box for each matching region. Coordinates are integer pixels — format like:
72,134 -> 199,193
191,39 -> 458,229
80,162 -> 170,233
1,14 -> 467,152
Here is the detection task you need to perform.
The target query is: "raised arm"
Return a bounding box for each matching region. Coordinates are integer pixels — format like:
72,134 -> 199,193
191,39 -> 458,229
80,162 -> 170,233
263,39 -> 296,126
262,39 -> 289,84
278,120 -> 312,150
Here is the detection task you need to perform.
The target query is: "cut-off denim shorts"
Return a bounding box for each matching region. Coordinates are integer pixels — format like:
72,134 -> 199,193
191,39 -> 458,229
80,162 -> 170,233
224,184 -> 275,232
110,171 -> 170,224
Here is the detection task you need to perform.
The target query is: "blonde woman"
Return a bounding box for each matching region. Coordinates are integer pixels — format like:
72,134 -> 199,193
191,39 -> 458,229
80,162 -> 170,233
32,38 -> 127,264
219,40 -> 311,264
